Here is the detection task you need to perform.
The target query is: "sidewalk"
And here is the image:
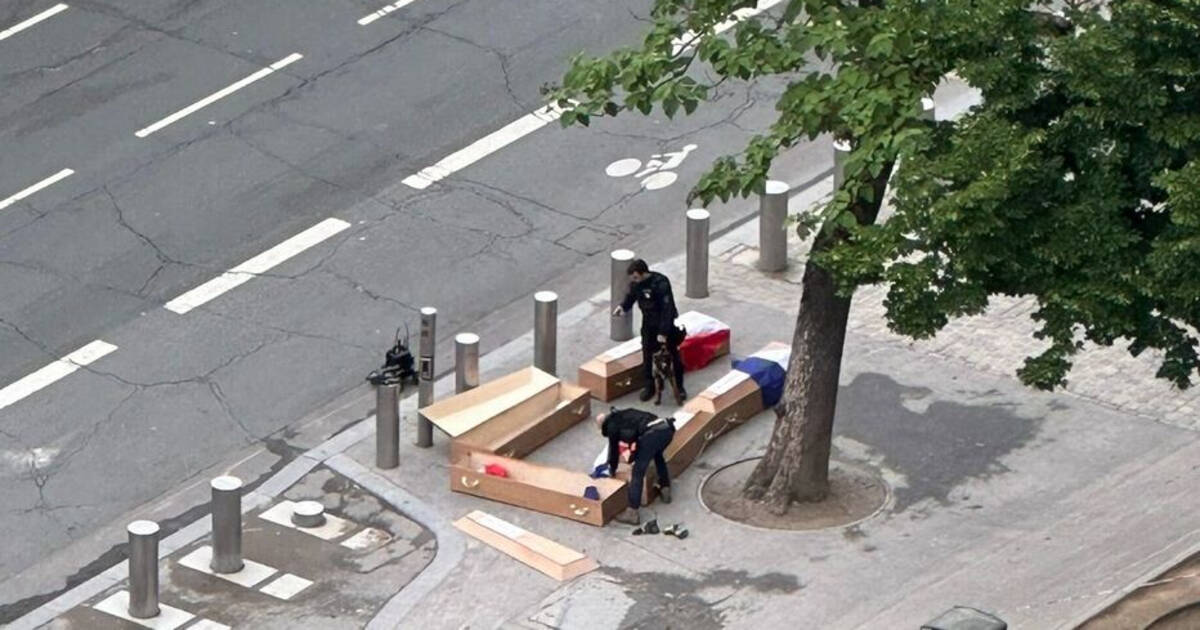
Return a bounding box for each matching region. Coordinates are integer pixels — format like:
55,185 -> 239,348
18,80 -> 1200,628
337,192 -> 1200,629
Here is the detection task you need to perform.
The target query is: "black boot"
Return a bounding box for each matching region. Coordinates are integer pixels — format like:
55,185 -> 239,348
639,386 -> 655,402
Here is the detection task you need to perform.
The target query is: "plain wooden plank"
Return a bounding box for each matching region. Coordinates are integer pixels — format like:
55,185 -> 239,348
453,511 -> 598,581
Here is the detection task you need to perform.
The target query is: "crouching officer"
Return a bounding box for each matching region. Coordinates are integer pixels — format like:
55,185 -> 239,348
612,259 -> 686,402
596,408 -> 676,525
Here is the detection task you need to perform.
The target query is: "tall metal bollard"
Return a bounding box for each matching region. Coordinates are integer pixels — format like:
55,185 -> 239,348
758,181 -> 789,272
455,333 -> 480,394
210,476 -> 243,574
533,292 -> 558,375
610,249 -> 635,341
686,209 -> 710,298
416,307 -> 436,447
127,520 -> 160,619
375,383 -> 400,469
833,140 -> 852,190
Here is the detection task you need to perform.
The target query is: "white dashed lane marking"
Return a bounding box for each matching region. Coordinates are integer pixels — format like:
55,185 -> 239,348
358,0 -> 417,25
164,218 -> 350,315
401,105 -> 564,190
135,53 -> 303,138
0,3 -> 69,42
0,340 -> 117,413
0,168 -> 74,211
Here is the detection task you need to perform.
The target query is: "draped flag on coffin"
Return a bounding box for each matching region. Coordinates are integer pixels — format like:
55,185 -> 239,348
675,311 -> 730,371
732,345 -> 790,408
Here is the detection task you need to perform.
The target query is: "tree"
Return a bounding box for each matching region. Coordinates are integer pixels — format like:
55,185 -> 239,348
544,0 -> 1200,513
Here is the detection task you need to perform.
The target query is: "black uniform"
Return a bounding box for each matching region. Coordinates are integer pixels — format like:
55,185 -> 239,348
620,271 -> 685,392
602,408 -> 676,510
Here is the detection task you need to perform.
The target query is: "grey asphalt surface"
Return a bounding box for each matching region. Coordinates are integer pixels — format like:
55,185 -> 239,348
0,0 -> 830,620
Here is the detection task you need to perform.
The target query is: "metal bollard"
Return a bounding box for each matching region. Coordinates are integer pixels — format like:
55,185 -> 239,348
533,292 -> 558,375
210,476 -> 243,574
455,333 -> 480,393
610,249 -> 635,341
127,520 -> 160,619
757,181 -> 789,272
685,209 -> 710,298
416,307 -> 436,448
375,383 -> 400,469
833,139 -> 852,190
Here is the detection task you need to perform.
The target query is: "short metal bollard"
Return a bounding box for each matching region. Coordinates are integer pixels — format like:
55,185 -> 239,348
210,476 -> 243,574
757,181 -> 789,273
375,382 -> 400,469
610,249 -> 635,341
416,307 -> 436,448
685,208 -> 710,298
127,520 -> 160,619
533,292 -> 557,375
833,140 -> 852,190
921,96 -> 936,122
921,606 -> 1007,630
455,333 -> 480,394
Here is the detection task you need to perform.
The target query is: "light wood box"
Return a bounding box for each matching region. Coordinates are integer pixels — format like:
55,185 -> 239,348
451,382 -> 591,461
451,450 -> 629,527
419,367 -> 559,438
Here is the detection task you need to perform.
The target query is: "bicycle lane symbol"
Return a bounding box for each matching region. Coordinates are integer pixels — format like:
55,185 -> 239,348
604,144 -> 698,191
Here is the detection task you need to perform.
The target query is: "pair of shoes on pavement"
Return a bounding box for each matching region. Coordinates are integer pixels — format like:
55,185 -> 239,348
632,518 -> 659,535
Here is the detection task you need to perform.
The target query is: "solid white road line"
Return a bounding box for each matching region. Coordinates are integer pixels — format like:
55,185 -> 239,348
135,53 -> 303,138
358,0 -> 417,25
164,217 -> 351,315
0,168 -> 74,211
672,0 -> 786,54
0,3 -> 69,42
402,105 -> 564,190
0,340 -> 118,412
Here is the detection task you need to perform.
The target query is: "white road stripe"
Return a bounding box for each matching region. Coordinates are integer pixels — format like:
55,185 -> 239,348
402,105 -> 564,190
0,168 -> 74,211
0,3 -> 69,42
672,0 -> 785,54
135,53 -> 303,138
0,340 -> 118,412
164,218 -> 351,314
358,0 -> 416,25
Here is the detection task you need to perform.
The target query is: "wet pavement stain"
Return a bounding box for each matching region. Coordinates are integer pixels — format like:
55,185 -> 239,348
601,567 -> 802,629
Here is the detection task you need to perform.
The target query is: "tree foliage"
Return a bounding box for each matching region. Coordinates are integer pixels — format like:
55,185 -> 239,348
545,0 -> 1200,391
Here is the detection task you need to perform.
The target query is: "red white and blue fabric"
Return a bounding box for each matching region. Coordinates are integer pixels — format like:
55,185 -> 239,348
732,346 -> 790,408
675,311 -> 730,371
590,441 -> 635,478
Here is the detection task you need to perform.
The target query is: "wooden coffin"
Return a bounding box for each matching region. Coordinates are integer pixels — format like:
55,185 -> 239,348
616,408 -> 721,506
453,510 -> 598,581
684,369 -> 765,433
578,338 -> 644,401
419,367 -> 559,438
451,382 -> 591,461
451,450 -> 628,527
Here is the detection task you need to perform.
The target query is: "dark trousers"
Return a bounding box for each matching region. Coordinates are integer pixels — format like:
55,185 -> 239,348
641,327 -> 684,391
629,425 -> 675,509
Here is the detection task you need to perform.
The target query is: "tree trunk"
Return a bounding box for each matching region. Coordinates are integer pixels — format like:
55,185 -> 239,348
743,163 -> 893,514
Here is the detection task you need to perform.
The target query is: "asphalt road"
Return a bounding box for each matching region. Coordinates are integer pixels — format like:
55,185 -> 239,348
0,0 -> 825,618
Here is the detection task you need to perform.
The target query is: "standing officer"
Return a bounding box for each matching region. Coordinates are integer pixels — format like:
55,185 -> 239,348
612,259 -> 686,402
596,408 -> 676,525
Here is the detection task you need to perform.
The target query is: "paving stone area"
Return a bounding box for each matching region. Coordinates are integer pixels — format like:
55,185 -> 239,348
45,468 -> 433,630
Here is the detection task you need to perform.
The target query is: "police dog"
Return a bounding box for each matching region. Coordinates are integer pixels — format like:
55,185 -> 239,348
652,346 -> 684,406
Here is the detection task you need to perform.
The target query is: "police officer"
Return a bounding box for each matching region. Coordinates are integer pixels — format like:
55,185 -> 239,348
596,408 -> 676,525
612,259 -> 686,402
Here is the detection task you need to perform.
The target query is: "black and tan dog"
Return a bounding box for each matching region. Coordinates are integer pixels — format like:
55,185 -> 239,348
652,346 -> 685,406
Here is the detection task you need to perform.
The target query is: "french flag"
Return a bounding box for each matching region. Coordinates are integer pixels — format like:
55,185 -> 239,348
676,311 -> 731,371
732,343 -> 790,408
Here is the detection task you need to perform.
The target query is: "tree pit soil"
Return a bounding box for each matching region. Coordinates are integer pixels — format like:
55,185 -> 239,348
700,457 -> 888,531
